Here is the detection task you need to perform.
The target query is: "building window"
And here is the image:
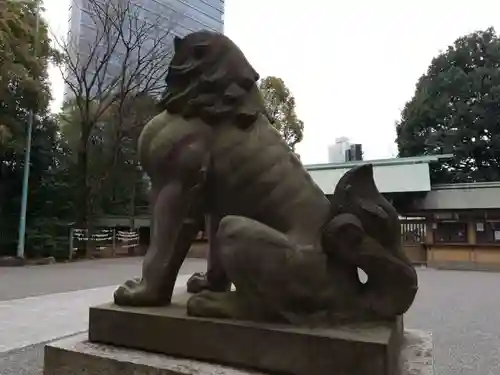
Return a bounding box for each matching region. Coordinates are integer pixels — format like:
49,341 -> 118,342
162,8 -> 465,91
433,222 -> 468,243
476,221 -> 500,244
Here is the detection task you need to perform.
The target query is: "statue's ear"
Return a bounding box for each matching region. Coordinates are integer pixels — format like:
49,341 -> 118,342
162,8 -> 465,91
173,35 -> 182,50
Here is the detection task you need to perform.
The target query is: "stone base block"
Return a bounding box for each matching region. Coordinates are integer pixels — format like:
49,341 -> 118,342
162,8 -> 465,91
88,293 -> 403,375
43,330 -> 433,375
44,334 -> 264,375
400,330 -> 434,375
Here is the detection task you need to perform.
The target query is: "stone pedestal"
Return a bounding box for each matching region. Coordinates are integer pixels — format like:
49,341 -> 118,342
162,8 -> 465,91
86,293 -> 403,375
43,330 -> 433,375
43,291 -> 434,375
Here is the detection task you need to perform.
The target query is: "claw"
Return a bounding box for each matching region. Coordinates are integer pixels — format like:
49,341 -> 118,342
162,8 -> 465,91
113,285 -> 133,305
113,279 -> 170,306
124,278 -> 141,288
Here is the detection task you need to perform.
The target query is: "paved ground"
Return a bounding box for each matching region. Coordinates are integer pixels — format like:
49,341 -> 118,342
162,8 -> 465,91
0,256 -> 205,301
0,257 -> 205,375
405,267 -> 500,375
1,262 -> 500,374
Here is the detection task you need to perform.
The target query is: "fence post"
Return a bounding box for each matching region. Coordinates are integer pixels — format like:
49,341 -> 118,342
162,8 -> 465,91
68,227 -> 74,261
112,228 -> 116,256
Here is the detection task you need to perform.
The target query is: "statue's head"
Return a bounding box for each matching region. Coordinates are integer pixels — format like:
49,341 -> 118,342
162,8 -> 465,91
159,31 -> 265,128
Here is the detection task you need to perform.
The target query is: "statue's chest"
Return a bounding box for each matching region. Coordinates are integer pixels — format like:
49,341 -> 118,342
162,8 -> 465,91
210,124 -> 284,179
207,131 -> 260,215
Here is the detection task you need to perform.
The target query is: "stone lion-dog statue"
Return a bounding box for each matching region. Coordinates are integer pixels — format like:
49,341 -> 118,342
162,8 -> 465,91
114,30 -> 418,325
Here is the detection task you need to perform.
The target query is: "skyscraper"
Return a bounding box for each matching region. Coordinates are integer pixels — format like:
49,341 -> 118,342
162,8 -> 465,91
64,0 -> 224,100
344,143 -> 363,162
328,137 -> 351,163
327,137 -> 363,163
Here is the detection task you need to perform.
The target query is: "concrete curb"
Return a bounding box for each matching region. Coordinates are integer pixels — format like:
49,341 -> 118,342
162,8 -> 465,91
0,256 -> 56,267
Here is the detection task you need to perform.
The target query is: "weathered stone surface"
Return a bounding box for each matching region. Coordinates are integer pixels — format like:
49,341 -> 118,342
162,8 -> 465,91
400,330 -> 434,375
89,293 -> 403,375
44,333 -> 265,375
44,330 -> 433,375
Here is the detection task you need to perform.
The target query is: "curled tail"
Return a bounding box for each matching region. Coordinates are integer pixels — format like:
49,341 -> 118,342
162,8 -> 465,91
321,164 -> 418,318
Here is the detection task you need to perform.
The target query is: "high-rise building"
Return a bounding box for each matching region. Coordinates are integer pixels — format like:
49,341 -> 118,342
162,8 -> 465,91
328,137 -> 351,163
64,0 -> 224,100
345,143 -> 363,162
328,137 -> 363,163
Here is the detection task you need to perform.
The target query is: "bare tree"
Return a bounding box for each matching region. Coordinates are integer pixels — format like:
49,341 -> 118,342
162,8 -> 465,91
54,0 -> 181,230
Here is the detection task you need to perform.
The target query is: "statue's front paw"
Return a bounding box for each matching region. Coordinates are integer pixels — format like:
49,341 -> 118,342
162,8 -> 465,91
114,278 -> 169,306
186,272 -> 209,293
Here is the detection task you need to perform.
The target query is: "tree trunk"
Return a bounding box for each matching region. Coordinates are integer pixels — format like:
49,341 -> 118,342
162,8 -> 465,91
76,133 -> 91,257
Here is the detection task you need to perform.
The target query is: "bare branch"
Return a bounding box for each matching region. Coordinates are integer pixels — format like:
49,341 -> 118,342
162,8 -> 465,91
54,0 -> 178,116
50,0 -> 182,223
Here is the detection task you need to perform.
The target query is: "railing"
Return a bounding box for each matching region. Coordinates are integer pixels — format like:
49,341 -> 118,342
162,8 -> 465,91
401,221 -> 426,244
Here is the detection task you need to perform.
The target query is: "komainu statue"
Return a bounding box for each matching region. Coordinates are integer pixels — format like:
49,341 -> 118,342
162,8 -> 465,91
114,30 -> 418,325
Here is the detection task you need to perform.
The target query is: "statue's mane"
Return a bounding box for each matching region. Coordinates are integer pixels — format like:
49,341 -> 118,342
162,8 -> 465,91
158,31 -> 268,129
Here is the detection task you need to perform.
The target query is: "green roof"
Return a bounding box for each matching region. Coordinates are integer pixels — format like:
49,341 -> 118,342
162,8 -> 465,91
305,154 -> 453,171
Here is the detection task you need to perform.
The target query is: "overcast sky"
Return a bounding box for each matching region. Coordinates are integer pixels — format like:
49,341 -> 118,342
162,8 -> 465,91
43,0 -> 500,164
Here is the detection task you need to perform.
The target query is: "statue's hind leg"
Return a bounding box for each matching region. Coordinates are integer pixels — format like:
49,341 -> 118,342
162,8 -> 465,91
187,215 -> 328,322
187,215 -> 290,321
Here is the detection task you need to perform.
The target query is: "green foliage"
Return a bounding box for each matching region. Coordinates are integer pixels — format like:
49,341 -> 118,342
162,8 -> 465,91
396,27 -> 500,183
0,0 -> 53,118
0,114 -> 74,257
0,0 -> 54,176
0,0 -> 73,257
58,94 -> 156,219
258,76 -> 304,151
